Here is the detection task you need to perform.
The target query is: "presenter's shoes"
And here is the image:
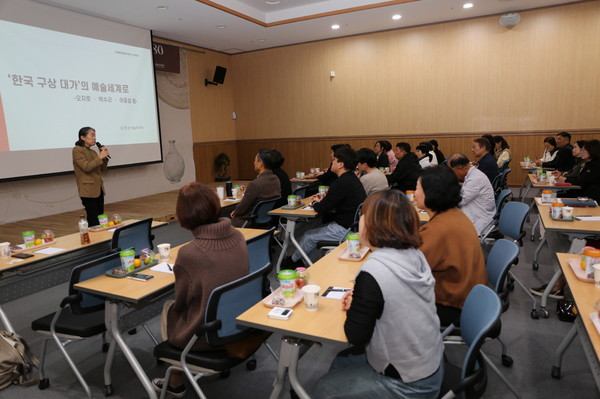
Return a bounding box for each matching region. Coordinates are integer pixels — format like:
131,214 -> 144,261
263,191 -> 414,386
529,284 -> 565,300
152,378 -> 186,398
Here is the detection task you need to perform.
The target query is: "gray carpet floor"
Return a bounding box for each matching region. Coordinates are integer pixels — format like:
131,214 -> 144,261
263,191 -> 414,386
1,199 -> 599,398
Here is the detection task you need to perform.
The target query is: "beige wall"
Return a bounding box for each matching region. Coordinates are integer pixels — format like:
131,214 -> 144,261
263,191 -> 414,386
230,1 -> 600,140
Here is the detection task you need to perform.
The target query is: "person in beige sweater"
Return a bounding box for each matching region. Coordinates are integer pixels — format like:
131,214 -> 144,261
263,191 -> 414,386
153,182 -> 249,397
415,166 -> 488,326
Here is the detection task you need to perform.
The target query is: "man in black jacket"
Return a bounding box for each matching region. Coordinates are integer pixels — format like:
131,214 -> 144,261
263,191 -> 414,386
537,131 -> 575,172
289,146 -> 366,264
387,142 -> 422,192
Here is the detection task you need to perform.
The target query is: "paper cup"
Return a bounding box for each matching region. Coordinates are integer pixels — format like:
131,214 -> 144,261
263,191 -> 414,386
302,284 -> 321,312
157,243 -> 171,261
0,242 -> 10,258
216,186 -> 225,200
594,264 -> 600,288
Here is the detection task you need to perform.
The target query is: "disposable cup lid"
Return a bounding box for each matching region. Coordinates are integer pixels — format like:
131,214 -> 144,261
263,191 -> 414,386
278,269 -> 297,280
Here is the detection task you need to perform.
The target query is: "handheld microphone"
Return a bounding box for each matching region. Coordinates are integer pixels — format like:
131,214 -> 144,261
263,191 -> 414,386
96,141 -> 111,159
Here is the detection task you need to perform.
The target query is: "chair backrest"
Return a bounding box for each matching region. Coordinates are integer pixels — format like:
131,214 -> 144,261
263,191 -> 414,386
497,201 -> 529,244
292,186 -> 307,199
500,168 -> 511,187
491,174 -> 501,192
249,197 -> 280,225
495,189 -> 512,217
204,263 -> 273,347
111,218 -> 154,253
486,239 -> 519,294
245,228 -> 275,273
68,252 -> 122,314
460,285 -> 502,381
349,203 -> 363,233
499,159 -> 511,173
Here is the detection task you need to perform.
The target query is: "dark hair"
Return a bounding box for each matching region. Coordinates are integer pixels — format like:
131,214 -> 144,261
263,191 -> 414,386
357,148 -> 378,168
333,147 -> 358,171
419,166 -> 462,213
75,126 -> 94,146
257,148 -> 275,170
429,139 -> 439,149
473,138 -> 491,152
270,149 -> 285,169
448,153 -> 470,168
331,143 -> 350,152
415,144 -> 429,155
494,135 -> 510,150
557,131 -> 571,141
361,190 -> 420,250
481,134 -> 495,151
575,140 -> 586,149
583,139 -> 600,160
381,140 -> 392,152
419,141 -> 433,152
396,142 -> 411,153
543,136 -> 556,147
176,182 -> 221,230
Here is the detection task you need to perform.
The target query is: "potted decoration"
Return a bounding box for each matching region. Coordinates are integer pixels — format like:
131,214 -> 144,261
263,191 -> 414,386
214,152 -> 231,182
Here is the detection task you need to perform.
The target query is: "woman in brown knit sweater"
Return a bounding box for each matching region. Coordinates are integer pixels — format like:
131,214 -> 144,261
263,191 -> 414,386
415,166 -> 488,327
153,182 -> 249,397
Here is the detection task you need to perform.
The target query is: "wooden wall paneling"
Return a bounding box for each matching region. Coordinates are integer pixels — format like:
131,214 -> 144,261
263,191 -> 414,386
193,142 -> 239,183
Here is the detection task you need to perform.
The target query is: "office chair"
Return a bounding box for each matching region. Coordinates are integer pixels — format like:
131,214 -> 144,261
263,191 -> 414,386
110,217 -> 154,253
440,284 -> 502,399
292,186 -> 307,199
153,262 -> 273,399
495,168 -> 511,197
31,252 -> 122,398
499,159 -> 511,173
241,197 -> 280,228
480,189 -> 512,242
316,203 -> 363,254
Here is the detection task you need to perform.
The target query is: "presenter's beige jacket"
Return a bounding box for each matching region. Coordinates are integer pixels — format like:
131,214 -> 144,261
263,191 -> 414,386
72,145 -> 108,198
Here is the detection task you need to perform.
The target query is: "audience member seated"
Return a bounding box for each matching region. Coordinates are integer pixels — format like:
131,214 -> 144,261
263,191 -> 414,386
387,142 -> 422,192
310,144 -> 351,195
270,149 -> 292,209
286,147 -> 366,264
416,144 -> 434,169
374,140 -> 390,170
536,131 -> 575,172
448,154 -> 496,236
415,166 -> 488,326
356,148 -> 389,196
230,148 -> 280,227
540,136 -> 558,163
554,140 -> 585,181
471,137 -> 499,183
419,141 -> 438,165
430,139 -> 445,165
558,139 -> 600,202
382,140 -> 398,172
494,135 -> 511,168
312,190 -> 444,399
152,182 -> 249,397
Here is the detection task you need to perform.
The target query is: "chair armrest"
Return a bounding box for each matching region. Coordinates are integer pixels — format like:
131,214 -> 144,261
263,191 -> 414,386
194,319 -> 222,337
59,293 -> 82,308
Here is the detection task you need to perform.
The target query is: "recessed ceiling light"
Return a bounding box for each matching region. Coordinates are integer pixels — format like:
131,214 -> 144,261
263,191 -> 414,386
265,0 -> 280,4
463,3 -> 474,9
392,14 -> 402,20
331,24 -> 340,30
217,25 -> 226,29
156,5 -> 168,10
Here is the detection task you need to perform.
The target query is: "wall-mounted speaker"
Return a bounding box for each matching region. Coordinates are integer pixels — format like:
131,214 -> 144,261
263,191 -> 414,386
205,66 -> 227,86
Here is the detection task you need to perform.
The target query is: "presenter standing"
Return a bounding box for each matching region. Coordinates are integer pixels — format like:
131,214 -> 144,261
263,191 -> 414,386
72,126 -> 109,226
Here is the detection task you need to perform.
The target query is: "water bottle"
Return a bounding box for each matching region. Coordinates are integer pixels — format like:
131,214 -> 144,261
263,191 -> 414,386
79,215 -> 90,245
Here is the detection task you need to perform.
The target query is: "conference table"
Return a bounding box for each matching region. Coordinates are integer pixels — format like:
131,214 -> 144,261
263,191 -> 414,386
0,219 -> 163,333
520,173 -> 580,204
237,243 -> 364,399
73,227 -> 266,399
531,199 -> 600,318
552,253 -> 600,391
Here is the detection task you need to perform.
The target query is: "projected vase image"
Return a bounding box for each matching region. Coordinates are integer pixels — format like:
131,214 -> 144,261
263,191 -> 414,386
163,140 -> 185,183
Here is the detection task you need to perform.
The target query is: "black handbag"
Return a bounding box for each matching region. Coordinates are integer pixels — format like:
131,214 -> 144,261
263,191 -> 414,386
556,300 -> 578,323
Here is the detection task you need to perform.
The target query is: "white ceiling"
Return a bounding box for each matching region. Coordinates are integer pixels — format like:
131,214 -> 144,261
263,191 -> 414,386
32,0 -> 583,54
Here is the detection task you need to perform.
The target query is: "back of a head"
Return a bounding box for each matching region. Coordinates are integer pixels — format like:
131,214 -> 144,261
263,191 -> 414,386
416,144 -> 429,155
257,148 -> 275,170
481,134 -> 495,151
448,153 -> 470,168
583,139 -> 600,160
419,141 -> 433,152
396,142 -> 411,153
494,135 -> 509,150
429,139 -> 439,149
381,140 -> 392,152
419,166 -> 462,213
271,149 -> 285,169
357,148 -> 378,168
334,147 -> 359,171
557,131 -> 571,142
176,182 -> 221,230
331,143 -> 351,152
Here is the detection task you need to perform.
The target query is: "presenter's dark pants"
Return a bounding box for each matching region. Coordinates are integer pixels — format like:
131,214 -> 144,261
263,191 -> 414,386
81,193 -> 104,227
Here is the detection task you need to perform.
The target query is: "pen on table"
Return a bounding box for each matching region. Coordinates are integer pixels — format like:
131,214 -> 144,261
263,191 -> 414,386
328,288 -> 350,292
167,263 -> 172,271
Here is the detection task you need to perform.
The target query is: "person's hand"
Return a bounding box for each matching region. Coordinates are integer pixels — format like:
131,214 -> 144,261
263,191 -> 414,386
535,160 -> 542,166
470,161 -> 479,168
557,176 -> 567,183
552,170 -> 562,177
99,147 -> 110,159
313,194 -> 324,202
230,211 -> 235,219
341,290 -> 353,311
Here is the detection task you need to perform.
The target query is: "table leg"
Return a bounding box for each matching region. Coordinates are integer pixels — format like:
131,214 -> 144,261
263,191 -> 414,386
540,267 -> 563,315
269,337 -> 312,399
532,236 -> 547,270
276,221 -> 292,273
530,217 -> 540,242
551,321 -> 578,379
0,304 -> 15,333
520,179 -> 532,203
288,219 -> 313,267
105,301 -> 157,399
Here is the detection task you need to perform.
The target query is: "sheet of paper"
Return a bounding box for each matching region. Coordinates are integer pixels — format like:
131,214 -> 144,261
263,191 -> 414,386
304,206 -> 314,211
107,228 -> 117,232
322,286 -> 351,299
223,198 -> 238,202
34,247 -> 65,255
150,262 -> 174,274
575,216 -> 600,221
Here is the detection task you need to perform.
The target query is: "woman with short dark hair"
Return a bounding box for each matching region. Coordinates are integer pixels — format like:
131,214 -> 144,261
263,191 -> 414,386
415,166 -> 488,326
493,135 -> 511,168
152,182 -> 249,397
541,136 -> 558,162
312,190 -> 443,399
374,140 -> 390,169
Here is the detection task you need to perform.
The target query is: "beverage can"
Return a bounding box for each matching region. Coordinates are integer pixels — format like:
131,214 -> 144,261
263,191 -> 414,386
346,233 -> 361,258
277,269 -> 297,298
